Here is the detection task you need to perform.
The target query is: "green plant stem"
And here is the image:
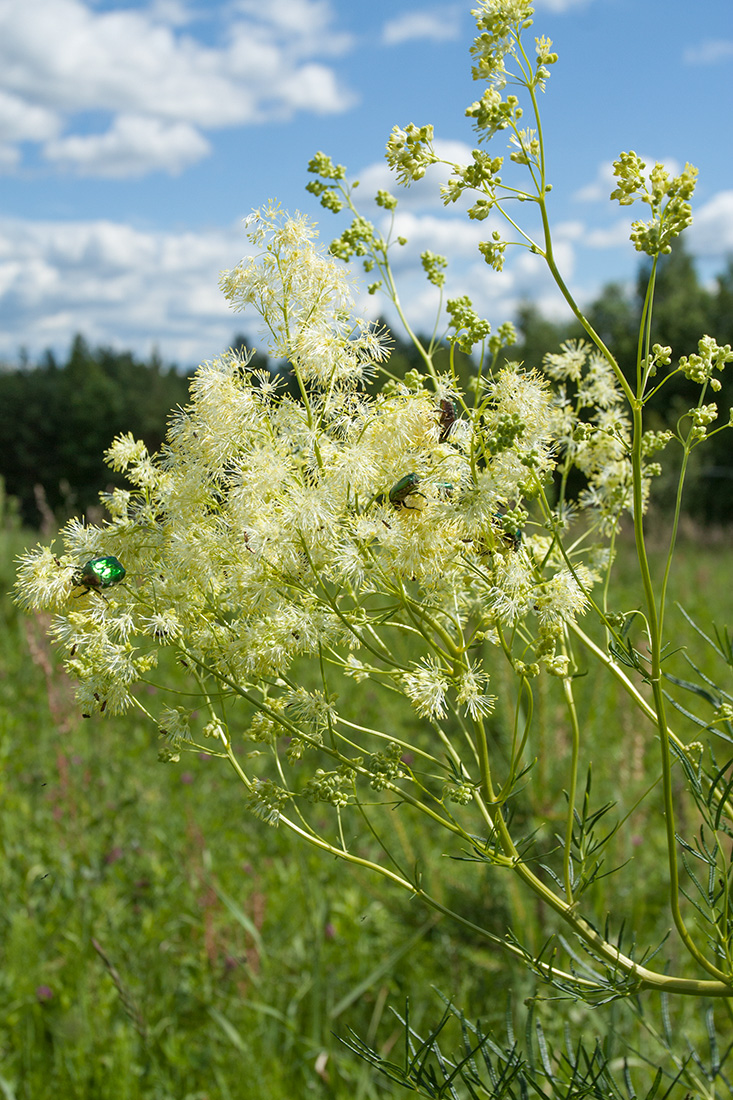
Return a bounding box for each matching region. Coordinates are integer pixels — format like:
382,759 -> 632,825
339,186 -> 438,383
628,399 -> 727,980
470,710 -> 732,994
221,730 -> 731,997
562,670 -> 581,904
658,440 -> 692,639
527,98 -> 727,977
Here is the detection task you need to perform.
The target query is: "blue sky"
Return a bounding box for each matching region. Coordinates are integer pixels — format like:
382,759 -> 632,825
0,0 -> 731,368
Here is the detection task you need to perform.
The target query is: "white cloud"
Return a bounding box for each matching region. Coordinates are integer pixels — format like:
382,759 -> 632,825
0,0 -> 355,177
276,63 -> 353,116
382,8 -> 461,46
554,220 -> 586,242
584,219 -> 633,250
233,0 -> 351,54
687,190 -> 733,256
574,160 -> 617,203
533,0 -> 592,10
44,115 -> 211,178
390,210 -> 485,259
684,39 -> 733,65
0,90 -> 59,142
148,0 -> 196,28
0,215 -> 252,364
0,143 -> 19,170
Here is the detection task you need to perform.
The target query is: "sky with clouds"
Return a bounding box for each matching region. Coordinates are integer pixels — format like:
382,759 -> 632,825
0,0 -> 731,367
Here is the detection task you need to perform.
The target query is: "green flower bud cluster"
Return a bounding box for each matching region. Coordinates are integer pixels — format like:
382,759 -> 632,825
609,151 -> 646,205
484,409 -> 526,454
306,153 -> 348,213
446,295 -> 492,352
329,214 -> 377,262
470,0 -> 535,84
441,150 -> 504,208
679,337 -> 733,387
642,344 -> 672,378
611,152 -> 699,256
490,321 -> 517,357
442,780 -> 474,805
385,123 -> 436,185
543,654 -> 570,678
245,712 -> 278,744
366,743 -> 404,791
421,250 -> 448,287
466,89 -> 522,143
687,403 -> 718,443
497,505 -> 528,536
375,189 -> 398,211
641,430 -> 673,457
478,234 -> 508,271
303,767 -> 355,807
306,152 -> 346,182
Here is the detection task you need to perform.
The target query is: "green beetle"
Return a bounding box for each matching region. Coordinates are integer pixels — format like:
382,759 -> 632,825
388,473 -> 426,510
75,556 -> 126,593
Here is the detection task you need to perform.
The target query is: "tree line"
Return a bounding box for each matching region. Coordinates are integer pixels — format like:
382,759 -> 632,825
1,242 -> 731,529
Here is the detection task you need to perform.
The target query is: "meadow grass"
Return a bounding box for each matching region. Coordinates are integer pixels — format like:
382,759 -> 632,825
2,505 -> 733,1098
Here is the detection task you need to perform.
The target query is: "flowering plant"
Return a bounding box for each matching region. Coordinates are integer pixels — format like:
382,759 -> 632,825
15,0 -> 733,1050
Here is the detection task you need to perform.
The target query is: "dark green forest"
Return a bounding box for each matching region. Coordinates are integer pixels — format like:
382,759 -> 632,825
1,242 -> 732,528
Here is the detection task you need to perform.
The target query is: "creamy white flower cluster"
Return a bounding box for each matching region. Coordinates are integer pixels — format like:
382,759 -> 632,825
15,208 -> 604,787
544,339 -> 657,533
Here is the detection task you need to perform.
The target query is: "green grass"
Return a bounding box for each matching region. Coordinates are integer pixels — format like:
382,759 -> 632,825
2,520 -> 506,1098
3,508 -> 733,1098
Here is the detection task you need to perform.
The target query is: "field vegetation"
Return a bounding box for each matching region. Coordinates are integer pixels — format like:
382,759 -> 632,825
3,485 -> 733,1097
4,2 -> 733,1095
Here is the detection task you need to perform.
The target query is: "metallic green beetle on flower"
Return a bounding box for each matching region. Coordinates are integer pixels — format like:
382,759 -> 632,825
388,473 -> 426,510
74,556 -> 126,593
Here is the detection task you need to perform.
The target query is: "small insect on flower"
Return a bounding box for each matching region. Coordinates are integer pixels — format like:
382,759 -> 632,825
389,473 -> 426,510
493,513 -> 522,552
74,556 -> 126,593
437,398 -> 457,443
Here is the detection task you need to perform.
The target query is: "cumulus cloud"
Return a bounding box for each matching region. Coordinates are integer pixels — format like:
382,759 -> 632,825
0,143 -> 19,170
687,190 -> 733,256
584,219 -> 634,250
0,215 -> 251,364
684,39 -> 733,65
533,0 -> 592,10
382,8 -> 462,46
0,197 -> 628,366
574,160 -> 618,203
390,211 -> 485,259
0,0 -> 355,177
233,0 -> 351,53
44,116 -> 211,178
0,90 -> 60,142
